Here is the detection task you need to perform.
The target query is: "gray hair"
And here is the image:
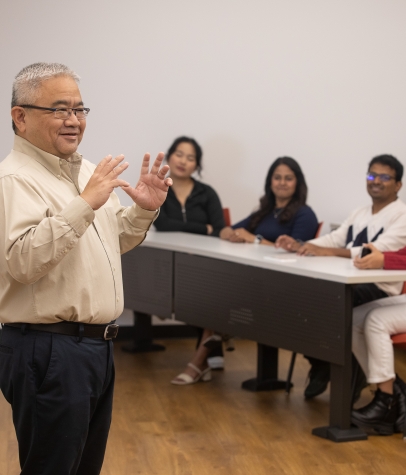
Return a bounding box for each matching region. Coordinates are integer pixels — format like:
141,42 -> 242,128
11,62 -> 80,132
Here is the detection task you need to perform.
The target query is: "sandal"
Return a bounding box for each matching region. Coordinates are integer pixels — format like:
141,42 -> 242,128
202,334 -> 223,350
203,334 -> 235,352
171,363 -> 212,385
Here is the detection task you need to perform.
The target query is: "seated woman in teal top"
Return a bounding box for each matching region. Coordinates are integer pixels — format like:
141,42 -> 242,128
171,156 -> 319,385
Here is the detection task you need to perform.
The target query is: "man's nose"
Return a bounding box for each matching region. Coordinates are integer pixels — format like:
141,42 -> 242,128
64,111 -> 81,126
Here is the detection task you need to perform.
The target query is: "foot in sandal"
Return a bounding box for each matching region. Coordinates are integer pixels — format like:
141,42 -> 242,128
171,363 -> 212,385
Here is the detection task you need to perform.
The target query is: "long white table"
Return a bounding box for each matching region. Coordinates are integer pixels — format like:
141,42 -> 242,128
121,231 -> 406,442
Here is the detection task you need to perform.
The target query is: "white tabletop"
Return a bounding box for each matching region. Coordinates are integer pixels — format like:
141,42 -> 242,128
141,231 -> 406,285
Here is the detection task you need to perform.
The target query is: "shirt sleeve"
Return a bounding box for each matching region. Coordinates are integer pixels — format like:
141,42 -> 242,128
1,175 -> 95,285
232,215 -> 252,230
107,191 -> 159,254
289,207 -> 319,241
384,247 -> 406,270
309,210 -> 356,250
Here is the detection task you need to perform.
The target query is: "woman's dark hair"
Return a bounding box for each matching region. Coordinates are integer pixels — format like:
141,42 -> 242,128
247,157 -> 308,232
166,136 -> 203,175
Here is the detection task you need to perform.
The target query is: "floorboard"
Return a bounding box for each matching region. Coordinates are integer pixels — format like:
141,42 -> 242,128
1,339 -> 406,474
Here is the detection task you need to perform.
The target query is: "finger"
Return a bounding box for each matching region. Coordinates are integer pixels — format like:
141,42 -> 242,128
140,153 -> 151,176
96,155 -> 113,173
111,162 -> 129,177
150,152 -> 165,176
157,164 -> 170,178
105,155 -> 125,175
164,177 -> 173,186
112,179 -> 130,188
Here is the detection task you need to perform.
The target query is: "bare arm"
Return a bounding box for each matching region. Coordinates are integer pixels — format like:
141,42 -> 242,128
296,243 -> 351,258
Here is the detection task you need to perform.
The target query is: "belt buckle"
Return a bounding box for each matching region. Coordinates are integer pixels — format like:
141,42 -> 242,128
104,324 -> 119,340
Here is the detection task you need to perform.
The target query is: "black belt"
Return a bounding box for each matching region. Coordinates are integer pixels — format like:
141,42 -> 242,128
4,322 -> 119,340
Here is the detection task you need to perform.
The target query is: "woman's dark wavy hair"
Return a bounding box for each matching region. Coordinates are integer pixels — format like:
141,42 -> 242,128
166,136 -> 203,176
247,157 -> 308,232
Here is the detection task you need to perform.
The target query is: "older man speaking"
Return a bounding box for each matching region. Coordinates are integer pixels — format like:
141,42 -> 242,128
0,63 -> 172,475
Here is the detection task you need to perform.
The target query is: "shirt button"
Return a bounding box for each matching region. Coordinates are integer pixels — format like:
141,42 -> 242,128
116,297 -> 119,302
57,175 -> 61,179
85,222 -> 89,227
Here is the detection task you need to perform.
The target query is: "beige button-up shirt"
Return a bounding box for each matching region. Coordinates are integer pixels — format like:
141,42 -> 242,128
0,136 -> 158,324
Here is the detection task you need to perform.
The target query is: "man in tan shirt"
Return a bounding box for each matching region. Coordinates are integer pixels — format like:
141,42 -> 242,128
0,62 -> 172,475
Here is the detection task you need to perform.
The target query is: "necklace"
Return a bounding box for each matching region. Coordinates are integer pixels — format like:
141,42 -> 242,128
273,208 -> 284,218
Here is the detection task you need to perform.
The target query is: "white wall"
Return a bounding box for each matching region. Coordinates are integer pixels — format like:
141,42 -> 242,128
1,0 -> 406,230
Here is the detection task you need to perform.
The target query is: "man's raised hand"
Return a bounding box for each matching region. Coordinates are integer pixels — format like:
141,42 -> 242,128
121,152 -> 172,211
81,155 -> 130,210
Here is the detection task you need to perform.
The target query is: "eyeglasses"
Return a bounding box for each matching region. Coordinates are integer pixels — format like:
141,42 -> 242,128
18,105 -> 90,120
366,172 -> 396,182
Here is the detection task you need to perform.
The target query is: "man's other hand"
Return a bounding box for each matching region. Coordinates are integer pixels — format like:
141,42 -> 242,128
353,244 -> 384,269
121,153 -> 172,211
81,155 -> 130,210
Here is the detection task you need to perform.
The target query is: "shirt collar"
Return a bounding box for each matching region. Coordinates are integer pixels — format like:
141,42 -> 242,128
13,135 -> 82,178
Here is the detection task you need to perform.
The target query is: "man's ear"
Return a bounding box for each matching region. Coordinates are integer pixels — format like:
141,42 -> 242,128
396,181 -> 402,193
11,107 -> 27,134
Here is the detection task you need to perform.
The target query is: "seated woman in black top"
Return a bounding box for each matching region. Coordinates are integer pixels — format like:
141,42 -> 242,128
154,136 -> 225,365
124,137 -> 225,355
154,136 -> 225,236
171,156 -> 318,385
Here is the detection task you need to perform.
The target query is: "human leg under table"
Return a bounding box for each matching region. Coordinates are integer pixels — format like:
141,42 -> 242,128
351,299 -> 406,435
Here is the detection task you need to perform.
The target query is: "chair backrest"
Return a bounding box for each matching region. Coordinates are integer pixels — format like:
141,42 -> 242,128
223,208 -> 231,227
315,222 -> 323,238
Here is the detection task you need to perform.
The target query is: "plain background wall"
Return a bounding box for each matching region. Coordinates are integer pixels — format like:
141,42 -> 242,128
1,0 -> 406,229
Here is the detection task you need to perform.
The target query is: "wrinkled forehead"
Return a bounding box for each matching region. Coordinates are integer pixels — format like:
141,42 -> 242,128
35,76 -> 83,107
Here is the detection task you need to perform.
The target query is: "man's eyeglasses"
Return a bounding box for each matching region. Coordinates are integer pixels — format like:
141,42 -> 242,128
18,105 -> 90,120
366,172 -> 396,182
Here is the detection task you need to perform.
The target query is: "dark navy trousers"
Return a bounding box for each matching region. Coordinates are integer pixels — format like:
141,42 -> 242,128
0,325 -> 115,475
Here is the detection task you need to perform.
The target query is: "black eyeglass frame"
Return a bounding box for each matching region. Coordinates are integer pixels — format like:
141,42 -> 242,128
18,104 -> 90,119
366,172 -> 397,183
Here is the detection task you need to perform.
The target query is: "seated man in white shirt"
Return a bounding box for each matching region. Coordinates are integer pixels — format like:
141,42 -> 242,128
276,154 -> 406,400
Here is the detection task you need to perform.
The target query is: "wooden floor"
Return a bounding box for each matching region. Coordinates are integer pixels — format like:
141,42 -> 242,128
2,339 -> 406,475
